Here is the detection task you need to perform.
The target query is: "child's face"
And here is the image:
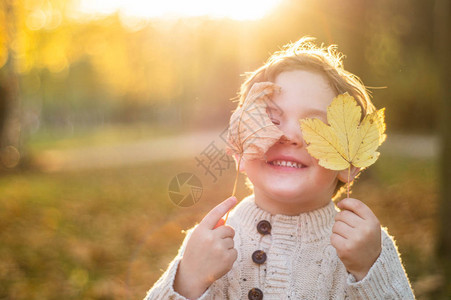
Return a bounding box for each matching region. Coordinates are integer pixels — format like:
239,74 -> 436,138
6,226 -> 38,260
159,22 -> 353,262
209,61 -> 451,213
241,70 -> 342,215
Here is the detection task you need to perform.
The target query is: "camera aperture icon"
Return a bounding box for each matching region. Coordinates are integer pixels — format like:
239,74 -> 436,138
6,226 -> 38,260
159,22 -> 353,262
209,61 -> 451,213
168,173 -> 203,207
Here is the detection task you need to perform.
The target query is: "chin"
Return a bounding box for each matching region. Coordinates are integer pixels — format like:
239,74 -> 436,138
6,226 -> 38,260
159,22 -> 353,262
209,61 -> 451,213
266,187 -> 310,203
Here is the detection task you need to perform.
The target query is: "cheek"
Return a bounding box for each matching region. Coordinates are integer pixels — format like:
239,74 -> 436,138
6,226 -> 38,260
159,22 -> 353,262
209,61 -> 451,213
240,158 -> 257,175
241,159 -> 267,185
313,163 -> 339,185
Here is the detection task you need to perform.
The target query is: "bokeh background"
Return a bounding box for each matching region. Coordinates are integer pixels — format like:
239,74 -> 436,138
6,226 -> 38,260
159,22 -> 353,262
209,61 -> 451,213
0,0 -> 450,299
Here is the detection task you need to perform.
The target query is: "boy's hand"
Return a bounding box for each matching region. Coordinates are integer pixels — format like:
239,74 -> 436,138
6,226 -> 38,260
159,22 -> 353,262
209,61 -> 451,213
331,198 -> 382,281
174,197 -> 238,299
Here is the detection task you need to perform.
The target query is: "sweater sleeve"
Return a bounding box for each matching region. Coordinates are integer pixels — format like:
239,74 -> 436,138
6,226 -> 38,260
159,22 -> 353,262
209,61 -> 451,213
143,225 -> 217,300
345,228 -> 415,299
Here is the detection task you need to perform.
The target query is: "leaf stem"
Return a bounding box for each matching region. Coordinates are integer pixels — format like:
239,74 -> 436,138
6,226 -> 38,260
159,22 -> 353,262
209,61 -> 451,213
224,154 -> 242,224
347,166 -> 350,199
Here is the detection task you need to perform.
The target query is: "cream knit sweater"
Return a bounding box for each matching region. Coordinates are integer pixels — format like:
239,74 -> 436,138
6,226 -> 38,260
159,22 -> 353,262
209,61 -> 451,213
145,195 -> 415,299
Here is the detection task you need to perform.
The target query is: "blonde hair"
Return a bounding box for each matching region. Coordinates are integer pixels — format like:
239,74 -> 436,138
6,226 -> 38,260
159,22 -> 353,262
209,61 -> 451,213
238,36 -> 375,200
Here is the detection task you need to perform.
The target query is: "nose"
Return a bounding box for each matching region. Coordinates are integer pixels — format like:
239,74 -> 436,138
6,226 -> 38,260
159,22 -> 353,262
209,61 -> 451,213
279,120 -> 304,146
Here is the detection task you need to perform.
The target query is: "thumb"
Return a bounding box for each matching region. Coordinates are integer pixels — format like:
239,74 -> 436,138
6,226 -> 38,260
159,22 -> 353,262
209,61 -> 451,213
200,196 -> 237,230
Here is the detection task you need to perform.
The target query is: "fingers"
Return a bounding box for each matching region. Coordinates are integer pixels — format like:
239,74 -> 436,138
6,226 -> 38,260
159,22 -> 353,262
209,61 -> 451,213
215,225 -> 235,239
337,198 -> 375,221
200,197 -> 237,230
335,198 -> 380,239
334,209 -> 363,228
330,232 -> 347,249
332,199 -> 382,280
228,248 -> 238,263
221,237 -> 235,250
332,220 -> 354,239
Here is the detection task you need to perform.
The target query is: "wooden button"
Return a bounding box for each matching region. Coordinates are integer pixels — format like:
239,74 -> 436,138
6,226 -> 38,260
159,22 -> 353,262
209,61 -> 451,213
257,220 -> 271,235
248,288 -> 263,300
252,250 -> 267,264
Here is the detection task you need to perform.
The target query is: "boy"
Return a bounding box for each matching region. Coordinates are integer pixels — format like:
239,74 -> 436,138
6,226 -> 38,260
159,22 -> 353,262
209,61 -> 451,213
145,37 -> 415,299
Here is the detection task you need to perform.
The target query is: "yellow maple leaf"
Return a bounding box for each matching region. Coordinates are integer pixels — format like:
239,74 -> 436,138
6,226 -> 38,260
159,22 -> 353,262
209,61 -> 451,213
299,93 -> 386,171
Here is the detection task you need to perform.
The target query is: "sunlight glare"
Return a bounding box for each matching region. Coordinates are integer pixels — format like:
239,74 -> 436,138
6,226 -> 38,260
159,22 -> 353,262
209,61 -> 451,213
77,0 -> 282,21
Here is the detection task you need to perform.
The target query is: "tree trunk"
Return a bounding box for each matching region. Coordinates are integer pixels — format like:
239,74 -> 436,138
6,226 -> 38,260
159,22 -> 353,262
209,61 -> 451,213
0,0 -> 21,169
435,0 -> 451,297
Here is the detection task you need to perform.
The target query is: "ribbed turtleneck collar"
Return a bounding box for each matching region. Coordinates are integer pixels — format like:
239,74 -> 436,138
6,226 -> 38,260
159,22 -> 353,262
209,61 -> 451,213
229,194 -> 338,243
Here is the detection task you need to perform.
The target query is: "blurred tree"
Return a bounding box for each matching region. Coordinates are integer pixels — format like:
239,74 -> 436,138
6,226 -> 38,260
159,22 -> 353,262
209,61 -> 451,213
0,0 -> 21,169
0,0 -> 444,168
0,0 -> 75,168
435,0 -> 451,296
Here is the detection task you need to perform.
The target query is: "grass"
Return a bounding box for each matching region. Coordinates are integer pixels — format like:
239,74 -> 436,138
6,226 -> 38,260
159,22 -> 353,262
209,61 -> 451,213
25,123 -> 184,153
0,148 -> 445,299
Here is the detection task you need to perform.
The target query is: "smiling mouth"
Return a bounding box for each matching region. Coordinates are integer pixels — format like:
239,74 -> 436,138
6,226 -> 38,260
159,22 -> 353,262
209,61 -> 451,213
267,160 -> 306,169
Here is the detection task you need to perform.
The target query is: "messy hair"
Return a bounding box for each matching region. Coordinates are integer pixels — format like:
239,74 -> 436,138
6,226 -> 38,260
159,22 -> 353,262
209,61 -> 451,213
238,36 -> 375,201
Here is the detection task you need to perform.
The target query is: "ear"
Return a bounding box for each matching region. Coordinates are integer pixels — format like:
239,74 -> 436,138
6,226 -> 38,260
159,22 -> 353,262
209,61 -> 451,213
233,154 -> 246,173
337,166 -> 360,183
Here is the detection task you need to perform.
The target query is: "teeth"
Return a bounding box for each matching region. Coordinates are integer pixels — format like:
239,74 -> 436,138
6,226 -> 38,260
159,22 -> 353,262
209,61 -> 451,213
270,160 -> 303,168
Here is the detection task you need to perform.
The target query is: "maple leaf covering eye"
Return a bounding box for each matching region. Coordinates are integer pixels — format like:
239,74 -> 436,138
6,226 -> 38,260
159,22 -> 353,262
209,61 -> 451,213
223,82 -> 285,221
299,93 -> 386,171
226,82 -> 284,160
